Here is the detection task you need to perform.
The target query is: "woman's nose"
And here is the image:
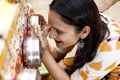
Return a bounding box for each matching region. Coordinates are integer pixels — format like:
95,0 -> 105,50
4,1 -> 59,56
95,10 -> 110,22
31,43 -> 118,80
49,29 -> 57,39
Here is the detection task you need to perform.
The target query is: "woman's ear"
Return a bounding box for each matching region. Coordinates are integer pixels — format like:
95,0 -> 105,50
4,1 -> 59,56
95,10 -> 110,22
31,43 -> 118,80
79,26 -> 90,39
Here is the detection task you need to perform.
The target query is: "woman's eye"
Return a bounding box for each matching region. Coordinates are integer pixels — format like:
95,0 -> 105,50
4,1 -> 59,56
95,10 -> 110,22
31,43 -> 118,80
56,30 -> 63,34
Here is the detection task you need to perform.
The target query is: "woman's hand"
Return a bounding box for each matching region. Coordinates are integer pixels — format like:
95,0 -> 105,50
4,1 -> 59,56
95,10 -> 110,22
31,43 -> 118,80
31,24 -> 51,54
31,24 -> 70,80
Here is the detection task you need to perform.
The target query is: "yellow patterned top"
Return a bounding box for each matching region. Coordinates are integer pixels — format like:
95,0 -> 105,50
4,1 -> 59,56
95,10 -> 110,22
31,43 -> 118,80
63,14 -> 120,80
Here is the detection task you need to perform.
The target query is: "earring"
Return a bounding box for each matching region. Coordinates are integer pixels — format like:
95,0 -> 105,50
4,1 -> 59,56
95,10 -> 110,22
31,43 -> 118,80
75,39 -> 85,56
77,39 -> 85,50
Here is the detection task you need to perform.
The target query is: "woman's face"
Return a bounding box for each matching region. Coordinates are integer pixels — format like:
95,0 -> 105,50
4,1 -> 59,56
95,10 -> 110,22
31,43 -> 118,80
48,10 -> 80,50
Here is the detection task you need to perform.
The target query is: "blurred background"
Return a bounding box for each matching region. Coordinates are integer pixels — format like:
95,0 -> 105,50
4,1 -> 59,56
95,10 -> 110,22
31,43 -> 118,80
29,0 -> 120,24
29,0 -> 52,21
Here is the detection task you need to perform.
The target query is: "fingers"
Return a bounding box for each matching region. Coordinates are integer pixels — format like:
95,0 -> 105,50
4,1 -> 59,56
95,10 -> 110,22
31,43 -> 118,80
33,24 -> 39,37
30,23 -> 50,38
37,25 -> 51,50
41,23 -> 49,30
29,24 -> 50,48
42,24 -> 51,38
30,24 -> 41,37
28,24 -> 50,53
29,27 -> 34,37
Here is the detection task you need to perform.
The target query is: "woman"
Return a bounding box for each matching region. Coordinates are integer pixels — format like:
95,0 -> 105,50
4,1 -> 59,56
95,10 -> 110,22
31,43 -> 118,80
33,0 -> 120,79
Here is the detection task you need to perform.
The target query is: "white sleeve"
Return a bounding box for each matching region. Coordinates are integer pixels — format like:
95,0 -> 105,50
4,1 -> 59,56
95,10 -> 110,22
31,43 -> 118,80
71,38 -> 120,80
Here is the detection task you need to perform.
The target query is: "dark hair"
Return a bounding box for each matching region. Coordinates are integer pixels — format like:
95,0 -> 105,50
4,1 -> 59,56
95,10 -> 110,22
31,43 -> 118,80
50,0 -> 109,75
